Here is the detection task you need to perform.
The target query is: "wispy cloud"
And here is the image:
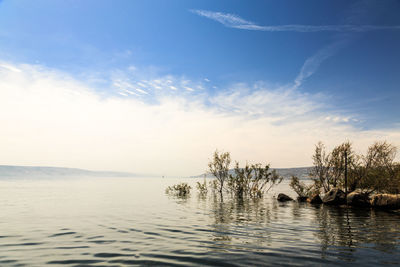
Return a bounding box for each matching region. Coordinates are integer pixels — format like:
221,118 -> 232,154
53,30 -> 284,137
0,63 -> 22,73
291,0 -> 383,89
1,61 -> 399,175
108,69 -> 208,100
191,9 -> 400,32
293,39 -> 349,89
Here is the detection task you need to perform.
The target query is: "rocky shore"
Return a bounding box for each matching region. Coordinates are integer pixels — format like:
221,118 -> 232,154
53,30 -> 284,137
277,188 -> 400,210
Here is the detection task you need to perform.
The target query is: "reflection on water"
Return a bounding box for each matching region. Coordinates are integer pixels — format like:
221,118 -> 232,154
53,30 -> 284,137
209,195 -> 399,263
0,177 -> 399,266
313,205 -> 400,257
207,195 -> 272,248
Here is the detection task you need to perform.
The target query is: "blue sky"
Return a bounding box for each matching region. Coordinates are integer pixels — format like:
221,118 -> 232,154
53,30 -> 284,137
0,0 -> 399,174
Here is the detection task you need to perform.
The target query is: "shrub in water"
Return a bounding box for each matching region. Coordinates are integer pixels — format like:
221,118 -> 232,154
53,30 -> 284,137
208,150 -> 231,194
208,150 -> 283,198
289,176 -> 314,198
166,183 -> 191,197
196,178 -> 208,195
228,162 -> 283,198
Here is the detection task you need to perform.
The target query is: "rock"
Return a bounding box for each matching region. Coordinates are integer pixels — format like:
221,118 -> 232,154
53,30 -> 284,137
322,188 -> 346,205
277,193 -> 293,202
370,194 -> 400,209
297,196 -> 308,202
307,194 -> 322,204
347,191 -> 370,207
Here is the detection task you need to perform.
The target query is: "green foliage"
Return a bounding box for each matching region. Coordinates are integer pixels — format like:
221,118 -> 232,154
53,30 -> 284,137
208,150 -> 283,198
330,142 -> 355,189
166,183 -> 191,197
309,140 -> 400,195
310,142 -> 331,193
196,177 -> 208,195
208,150 -> 231,194
359,141 -> 399,193
228,162 -> 283,198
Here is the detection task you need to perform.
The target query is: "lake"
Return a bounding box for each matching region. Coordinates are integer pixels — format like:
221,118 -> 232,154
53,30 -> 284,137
0,177 -> 399,266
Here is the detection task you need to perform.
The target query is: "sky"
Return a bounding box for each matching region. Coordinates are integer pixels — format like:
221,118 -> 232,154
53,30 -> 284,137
0,0 -> 399,176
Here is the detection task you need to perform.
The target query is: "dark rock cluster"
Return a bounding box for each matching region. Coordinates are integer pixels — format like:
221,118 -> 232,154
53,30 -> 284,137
277,188 -> 400,210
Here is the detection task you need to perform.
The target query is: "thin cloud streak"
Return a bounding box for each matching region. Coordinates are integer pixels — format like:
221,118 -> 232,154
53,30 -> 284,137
293,39 -> 349,89
192,9 -> 400,32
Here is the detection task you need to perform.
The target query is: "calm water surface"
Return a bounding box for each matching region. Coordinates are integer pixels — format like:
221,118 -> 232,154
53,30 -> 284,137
0,177 -> 399,266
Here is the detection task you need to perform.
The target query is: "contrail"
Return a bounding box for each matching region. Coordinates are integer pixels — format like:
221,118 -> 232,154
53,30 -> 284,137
191,9 -> 400,32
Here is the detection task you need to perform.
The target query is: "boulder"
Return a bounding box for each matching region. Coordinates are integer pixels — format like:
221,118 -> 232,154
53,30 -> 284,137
297,196 -> 308,202
307,194 -> 322,204
347,191 -> 370,207
370,194 -> 400,209
322,188 -> 346,205
277,193 -> 293,202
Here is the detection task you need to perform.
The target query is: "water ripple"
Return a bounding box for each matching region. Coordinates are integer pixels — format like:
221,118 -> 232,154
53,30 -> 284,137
49,231 -> 76,237
0,178 -> 399,266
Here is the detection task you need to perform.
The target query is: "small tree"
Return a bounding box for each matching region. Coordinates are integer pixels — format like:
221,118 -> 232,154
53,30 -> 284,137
310,141 -> 357,193
329,141 -> 354,189
166,183 -> 191,197
196,176 -> 208,195
310,142 -> 331,193
289,176 -> 313,198
248,163 -> 282,197
228,162 -> 250,197
208,150 -> 231,194
347,153 -> 365,192
208,150 -> 282,198
229,162 -> 282,198
308,140 -> 400,195
361,141 -> 399,193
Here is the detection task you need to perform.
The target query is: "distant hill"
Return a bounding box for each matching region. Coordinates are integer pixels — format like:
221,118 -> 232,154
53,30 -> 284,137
0,165 -> 137,178
0,165 -> 313,180
191,167 -> 312,180
274,167 -> 312,179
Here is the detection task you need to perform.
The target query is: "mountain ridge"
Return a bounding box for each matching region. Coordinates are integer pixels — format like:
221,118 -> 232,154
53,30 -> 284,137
0,165 -> 138,178
191,166 -> 312,180
0,165 -> 313,179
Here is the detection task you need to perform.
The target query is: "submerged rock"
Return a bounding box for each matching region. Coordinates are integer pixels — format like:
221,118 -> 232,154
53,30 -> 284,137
370,194 -> 400,209
322,188 -> 346,205
277,193 -> 293,202
307,194 -> 322,204
347,191 -> 370,207
297,196 -> 308,202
